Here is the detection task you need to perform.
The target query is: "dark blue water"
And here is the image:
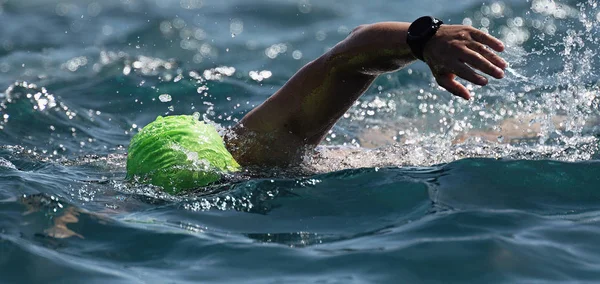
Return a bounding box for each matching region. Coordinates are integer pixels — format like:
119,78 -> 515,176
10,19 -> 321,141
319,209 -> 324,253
1,0 -> 600,283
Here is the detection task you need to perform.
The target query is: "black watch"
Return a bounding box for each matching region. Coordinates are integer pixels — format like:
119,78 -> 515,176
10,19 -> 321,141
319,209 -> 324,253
407,16 -> 444,61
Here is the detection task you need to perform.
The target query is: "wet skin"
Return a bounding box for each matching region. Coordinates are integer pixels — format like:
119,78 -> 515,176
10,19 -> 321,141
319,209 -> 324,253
225,22 -> 507,166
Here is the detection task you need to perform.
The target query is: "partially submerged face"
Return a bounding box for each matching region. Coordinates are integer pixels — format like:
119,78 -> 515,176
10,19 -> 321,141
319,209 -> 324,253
126,115 -> 240,194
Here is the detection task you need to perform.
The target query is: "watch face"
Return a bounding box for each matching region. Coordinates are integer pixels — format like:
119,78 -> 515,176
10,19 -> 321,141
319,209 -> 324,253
407,16 -> 443,60
409,16 -> 435,37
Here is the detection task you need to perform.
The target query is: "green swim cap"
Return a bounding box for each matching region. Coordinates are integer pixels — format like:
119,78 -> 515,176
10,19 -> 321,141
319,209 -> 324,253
126,115 -> 240,194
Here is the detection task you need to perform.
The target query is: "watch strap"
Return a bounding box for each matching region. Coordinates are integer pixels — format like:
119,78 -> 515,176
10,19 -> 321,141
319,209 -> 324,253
407,17 -> 443,61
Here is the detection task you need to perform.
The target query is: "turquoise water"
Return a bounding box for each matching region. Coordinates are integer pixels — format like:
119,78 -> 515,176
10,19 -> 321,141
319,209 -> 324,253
1,0 -> 600,283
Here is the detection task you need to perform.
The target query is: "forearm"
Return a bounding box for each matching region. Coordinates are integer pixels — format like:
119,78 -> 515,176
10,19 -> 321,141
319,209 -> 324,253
326,22 -> 415,75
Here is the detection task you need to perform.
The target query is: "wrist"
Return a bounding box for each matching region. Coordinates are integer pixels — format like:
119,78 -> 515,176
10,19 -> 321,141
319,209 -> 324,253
406,16 -> 443,61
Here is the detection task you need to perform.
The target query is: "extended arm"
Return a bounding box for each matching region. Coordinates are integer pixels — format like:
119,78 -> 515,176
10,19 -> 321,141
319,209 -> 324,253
225,21 -> 507,166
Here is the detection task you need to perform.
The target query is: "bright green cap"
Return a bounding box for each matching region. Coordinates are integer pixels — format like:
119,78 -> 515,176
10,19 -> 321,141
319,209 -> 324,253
126,115 -> 240,194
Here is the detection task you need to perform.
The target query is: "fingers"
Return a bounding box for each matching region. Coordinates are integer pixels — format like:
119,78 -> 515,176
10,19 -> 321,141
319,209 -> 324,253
436,73 -> 470,100
469,29 -> 505,52
460,48 -> 504,79
449,62 -> 488,86
467,42 -> 508,70
427,25 -> 508,100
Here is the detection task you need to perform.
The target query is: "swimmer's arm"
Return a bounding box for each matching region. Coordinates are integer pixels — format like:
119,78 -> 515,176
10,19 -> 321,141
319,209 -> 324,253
227,22 -> 507,166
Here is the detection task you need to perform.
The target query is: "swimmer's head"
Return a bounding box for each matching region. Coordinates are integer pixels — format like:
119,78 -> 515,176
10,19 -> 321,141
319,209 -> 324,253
126,115 -> 240,194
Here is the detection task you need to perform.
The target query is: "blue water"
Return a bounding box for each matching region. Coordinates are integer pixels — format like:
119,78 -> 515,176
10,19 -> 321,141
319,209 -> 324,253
1,0 -> 600,283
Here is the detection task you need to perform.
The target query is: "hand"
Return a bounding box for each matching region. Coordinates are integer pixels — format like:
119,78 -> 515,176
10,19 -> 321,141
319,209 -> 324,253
423,25 -> 507,100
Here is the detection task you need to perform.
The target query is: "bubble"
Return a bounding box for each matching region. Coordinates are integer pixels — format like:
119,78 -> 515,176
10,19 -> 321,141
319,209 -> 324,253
490,2 -> 503,15
172,18 -> 185,29
513,17 -> 524,27
194,28 -> 206,40
315,31 -> 327,41
337,25 -> 350,34
292,50 -> 303,60
265,43 -> 287,59
481,17 -> 491,28
230,18 -> 244,36
160,21 -> 173,34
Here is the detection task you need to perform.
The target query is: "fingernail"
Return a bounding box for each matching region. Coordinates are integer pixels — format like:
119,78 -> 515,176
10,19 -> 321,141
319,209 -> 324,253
497,42 -> 506,51
496,68 -> 505,78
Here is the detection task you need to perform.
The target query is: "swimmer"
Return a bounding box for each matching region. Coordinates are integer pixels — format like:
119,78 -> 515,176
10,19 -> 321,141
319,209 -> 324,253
127,17 -> 508,192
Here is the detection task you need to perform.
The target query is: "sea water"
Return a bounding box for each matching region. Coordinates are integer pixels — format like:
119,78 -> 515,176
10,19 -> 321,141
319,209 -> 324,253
1,0 -> 600,283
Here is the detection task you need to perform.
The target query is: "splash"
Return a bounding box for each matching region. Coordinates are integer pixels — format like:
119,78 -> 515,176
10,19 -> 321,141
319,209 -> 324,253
312,0 -> 600,172
2,0 -> 599,212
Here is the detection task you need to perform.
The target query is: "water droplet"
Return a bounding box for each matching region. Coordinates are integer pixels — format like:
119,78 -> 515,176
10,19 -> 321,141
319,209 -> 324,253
159,94 -> 172,102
